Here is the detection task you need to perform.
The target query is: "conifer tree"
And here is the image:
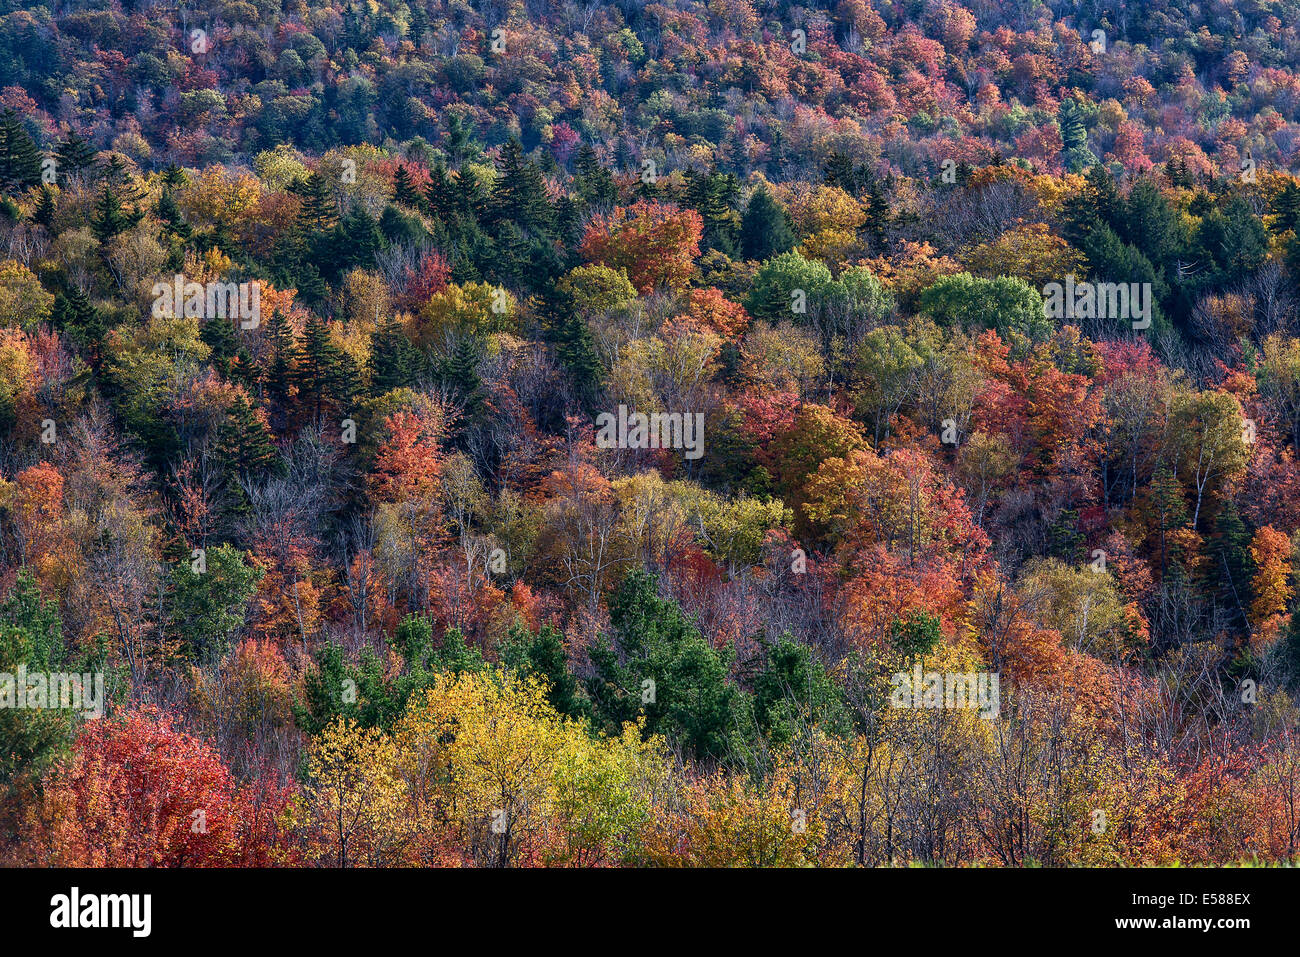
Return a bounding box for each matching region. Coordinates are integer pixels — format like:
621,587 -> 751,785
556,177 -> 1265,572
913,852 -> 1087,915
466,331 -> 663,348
0,110 -> 42,195
740,186 -> 796,261
392,164 -> 420,207
54,131 -> 99,184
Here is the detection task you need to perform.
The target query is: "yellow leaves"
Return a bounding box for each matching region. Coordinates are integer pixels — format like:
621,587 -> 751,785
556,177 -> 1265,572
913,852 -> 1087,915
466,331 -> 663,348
0,261 -> 54,330
1017,557 -> 1141,661
771,182 -> 864,236
394,670 -> 664,865
416,282 -> 518,347
961,221 -> 1083,290
642,755 -> 830,867
740,320 -> 824,398
303,717 -> 410,867
178,166 -> 264,229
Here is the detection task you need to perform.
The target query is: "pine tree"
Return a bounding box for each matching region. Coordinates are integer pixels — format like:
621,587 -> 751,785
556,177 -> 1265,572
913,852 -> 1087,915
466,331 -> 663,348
32,184 -> 55,228
542,287 -> 603,411
217,393 -> 281,477
445,113 -> 479,166
156,187 -> 191,239
1207,500 -> 1253,636
331,206 -> 383,275
488,139 -> 554,235
293,172 -> 338,233
297,313 -> 342,420
200,315 -> 239,379
1150,465 -> 1189,574
408,2 -> 429,47
862,174 -> 890,250
53,286 -> 106,362
369,320 -> 421,395
740,186 -> 796,261
425,160 -> 458,221
262,311 -> 301,423
0,110 -> 42,195
444,335 -> 484,421
54,131 -> 98,184
1058,98 -> 1096,172
90,183 -> 130,243
574,143 -> 616,208
684,168 -> 740,257
160,162 -> 187,191
1272,180 -> 1300,235
392,164 -> 420,207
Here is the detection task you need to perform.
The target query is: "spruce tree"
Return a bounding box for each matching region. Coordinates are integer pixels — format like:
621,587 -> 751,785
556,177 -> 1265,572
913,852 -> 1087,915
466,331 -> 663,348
293,172 -> 338,233
0,110 -> 42,195
200,315 -> 239,379
263,311 -> 301,422
32,184 -> 55,229
298,313 -> 342,420
574,143 -> 616,208
740,186 -> 796,261
442,336 -> 485,432
54,131 -> 98,184
53,286 -> 106,362
369,320 -> 421,395
1273,180 -> 1300,236
392,164 -> 420,207
488,138 -> 554,235
90,183 -> 130,243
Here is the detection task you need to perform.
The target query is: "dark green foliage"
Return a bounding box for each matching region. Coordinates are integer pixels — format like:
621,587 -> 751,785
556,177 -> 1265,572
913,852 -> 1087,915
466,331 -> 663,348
0,109 -> 41,195
740,186 -> 796,261
168,544 -> 264,661
587,569 -> 751,763
751,636 -> 849,746
501,621 -> 590,720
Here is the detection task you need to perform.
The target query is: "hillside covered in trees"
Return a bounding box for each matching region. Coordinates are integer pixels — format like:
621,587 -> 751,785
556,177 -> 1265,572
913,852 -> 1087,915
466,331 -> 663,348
3,0 -> 1300,867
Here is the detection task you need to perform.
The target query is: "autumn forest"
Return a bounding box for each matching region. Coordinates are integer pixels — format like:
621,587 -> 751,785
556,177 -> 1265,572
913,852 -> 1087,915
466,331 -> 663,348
2,0 -> 1300,870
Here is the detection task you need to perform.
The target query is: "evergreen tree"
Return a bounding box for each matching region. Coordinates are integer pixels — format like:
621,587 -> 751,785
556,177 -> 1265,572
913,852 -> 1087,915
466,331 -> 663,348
90,183 -> 130,243
391,163 -> 420,207
200,315 -> 239,379
330,206 -> 383,276
297,313 -> 344,419
444,335 -> 485,421
262,310 -> 301,421
155,187 -> 191,240
488,138 -> 554,235
444,112 -> 480,166
54,131 -> 98,185
292,172 -> 338,233
408,2 -> 429,47
861,173 -> 891,250
1058,97 -> 1096,172
1272,180 -> 1300,236
740,186 -> 796,261
52,286 -> 106,362
0,109 -> 42,195
542,286 -> 603,411
574,143 -> 616,208
587,569 -> 751,763
32,183 -> 54,229
217,393 -> 281,480
501,622 -> 590,720
369,320 -> 422,395
683,168 -> 740,257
